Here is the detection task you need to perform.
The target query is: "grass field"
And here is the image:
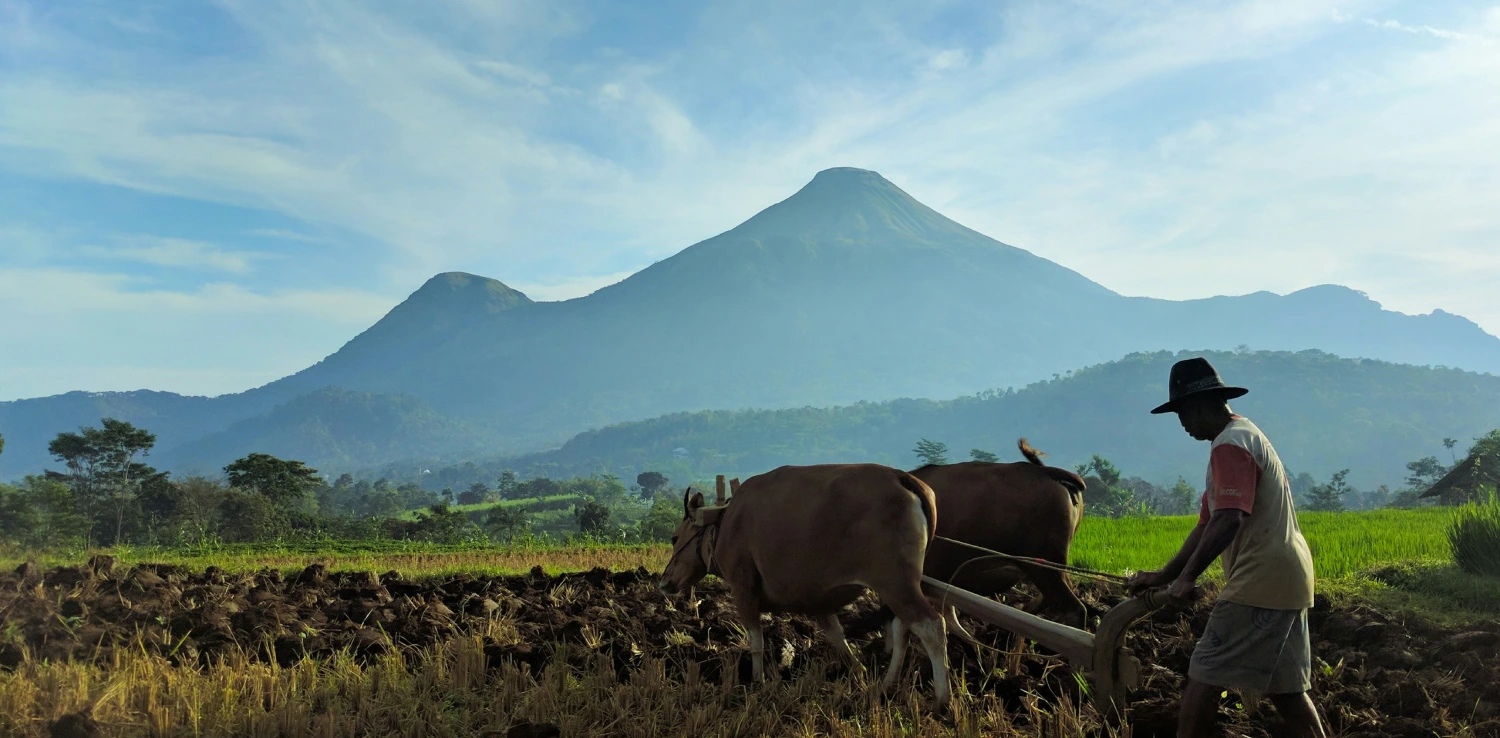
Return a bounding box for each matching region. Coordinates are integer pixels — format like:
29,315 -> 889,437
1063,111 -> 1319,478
0,507 -> 1466,582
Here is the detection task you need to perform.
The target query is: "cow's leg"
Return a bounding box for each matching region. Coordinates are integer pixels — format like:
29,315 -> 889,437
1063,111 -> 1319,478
819,614 -> 864,674
1025,565 -> 1087,630
747,622 -> 766,682
730,590 -> 767,683
881,583 -> 949,708
881,617 -> 909,693
909,616 -> 951,709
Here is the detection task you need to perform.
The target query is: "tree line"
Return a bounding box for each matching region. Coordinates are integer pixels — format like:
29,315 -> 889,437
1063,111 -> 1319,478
910,435 -> 1469,517
0,420 -> 690,550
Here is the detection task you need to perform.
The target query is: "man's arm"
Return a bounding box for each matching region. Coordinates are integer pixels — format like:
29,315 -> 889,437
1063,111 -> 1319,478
1126,523 -> 1204,591
1157,522 -> 1206,580
1170,508 -> 1246,596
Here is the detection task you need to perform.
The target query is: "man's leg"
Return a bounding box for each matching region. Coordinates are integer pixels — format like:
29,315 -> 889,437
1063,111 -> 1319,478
1268,692 -> 1326,738
1178,678 -> 1222,738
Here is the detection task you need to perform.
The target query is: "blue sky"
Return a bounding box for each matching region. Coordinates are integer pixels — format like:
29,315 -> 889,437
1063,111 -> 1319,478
1,0 -> 1497,400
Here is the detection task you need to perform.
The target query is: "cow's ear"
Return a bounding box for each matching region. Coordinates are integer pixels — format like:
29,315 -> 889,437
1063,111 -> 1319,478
688,491 -> 705,510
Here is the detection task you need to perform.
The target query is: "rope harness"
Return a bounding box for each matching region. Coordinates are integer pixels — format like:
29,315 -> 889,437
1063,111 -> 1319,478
931,535 -> 1129,584
668,517 -> 722,579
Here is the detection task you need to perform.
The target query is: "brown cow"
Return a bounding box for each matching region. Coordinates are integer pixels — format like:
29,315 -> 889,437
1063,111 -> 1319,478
658,463 -> 952,707
910,439 -> 1088,643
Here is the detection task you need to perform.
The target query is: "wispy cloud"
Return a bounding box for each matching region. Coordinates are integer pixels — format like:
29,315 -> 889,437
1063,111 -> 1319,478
83,237 -> 261,274
246,228 -> 328,244
1365,17 -> 1497,44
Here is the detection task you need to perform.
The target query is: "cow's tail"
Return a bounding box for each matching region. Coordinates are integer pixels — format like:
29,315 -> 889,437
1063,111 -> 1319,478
896,473 -> 938,543
866,473 -> 939,637
1019,437 -> 1086,509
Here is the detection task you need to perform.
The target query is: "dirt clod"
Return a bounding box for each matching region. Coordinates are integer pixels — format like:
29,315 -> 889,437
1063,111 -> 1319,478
47,712 -> 100,738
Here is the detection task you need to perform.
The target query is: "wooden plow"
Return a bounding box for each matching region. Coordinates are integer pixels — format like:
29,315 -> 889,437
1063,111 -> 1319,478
920,576 -> 1179,718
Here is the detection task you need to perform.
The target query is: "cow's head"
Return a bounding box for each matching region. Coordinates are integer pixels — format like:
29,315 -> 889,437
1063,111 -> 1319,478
658,488 -> 722,595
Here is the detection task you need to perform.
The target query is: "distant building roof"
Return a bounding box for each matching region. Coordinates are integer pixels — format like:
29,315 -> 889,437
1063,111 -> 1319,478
1422,432 -> 1500,501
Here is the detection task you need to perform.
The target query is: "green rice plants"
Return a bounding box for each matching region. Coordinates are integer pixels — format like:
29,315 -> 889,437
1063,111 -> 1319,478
1447,488 -> 1500,578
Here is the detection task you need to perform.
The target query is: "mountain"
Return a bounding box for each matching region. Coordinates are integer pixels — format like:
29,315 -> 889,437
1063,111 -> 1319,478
467,350 -> 1500,492
3,167 -> 1499,479
155,387 -> 492,476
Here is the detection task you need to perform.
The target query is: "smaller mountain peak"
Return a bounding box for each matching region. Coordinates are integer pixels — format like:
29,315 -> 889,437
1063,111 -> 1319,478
412,272 -> 532,313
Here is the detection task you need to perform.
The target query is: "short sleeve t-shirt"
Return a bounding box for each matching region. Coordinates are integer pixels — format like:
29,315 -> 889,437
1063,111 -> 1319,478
1197,416 -> 1315,610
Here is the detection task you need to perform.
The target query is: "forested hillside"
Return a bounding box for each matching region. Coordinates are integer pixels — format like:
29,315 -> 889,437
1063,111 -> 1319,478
401,350 -> 1500,492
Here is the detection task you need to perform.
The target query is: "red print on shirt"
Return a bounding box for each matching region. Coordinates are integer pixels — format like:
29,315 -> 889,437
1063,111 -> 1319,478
1208,443 -> 1259,516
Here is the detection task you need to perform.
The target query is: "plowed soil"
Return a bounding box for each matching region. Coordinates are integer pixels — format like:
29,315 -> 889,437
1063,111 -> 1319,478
3,556 -> 1497,737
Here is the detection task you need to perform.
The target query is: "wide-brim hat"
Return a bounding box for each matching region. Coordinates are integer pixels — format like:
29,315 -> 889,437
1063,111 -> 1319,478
1150,357 -> 1249,414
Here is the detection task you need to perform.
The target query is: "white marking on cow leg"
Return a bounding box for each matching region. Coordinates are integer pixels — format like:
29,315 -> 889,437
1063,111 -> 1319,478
881,617 -> 909,693
883,615 -> 896,656
819,614 -> 863,674
910,617 -> 951,709
748,623 -> 766,682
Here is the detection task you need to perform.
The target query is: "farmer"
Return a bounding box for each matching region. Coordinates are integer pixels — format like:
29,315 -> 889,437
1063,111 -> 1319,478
1126,357 -> 1327,738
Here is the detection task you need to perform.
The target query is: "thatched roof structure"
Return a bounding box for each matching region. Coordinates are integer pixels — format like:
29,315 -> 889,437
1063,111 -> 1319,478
1422,431 -> 1500,504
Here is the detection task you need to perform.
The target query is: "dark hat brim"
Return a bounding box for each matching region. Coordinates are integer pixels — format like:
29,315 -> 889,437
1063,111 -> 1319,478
1150,386 -> 1249,415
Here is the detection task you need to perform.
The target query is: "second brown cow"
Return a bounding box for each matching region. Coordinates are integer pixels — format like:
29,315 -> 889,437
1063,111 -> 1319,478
911,439 -> 1088,638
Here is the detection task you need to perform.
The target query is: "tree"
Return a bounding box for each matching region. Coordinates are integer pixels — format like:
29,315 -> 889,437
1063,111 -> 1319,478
1306,469 -> 1351,512
636,494 -> 680,541
1163,477 -> 1198,516
513,476 -> 561,500
47,418 -> 157,545
914,439 -> 949,466
1444,437 -> 1459,464
225,453 -> 320,507
1075,455 -> 1143,518
170,477 -> 226,544
216,488 -> 282,543
496,470 -> 520,499
0,476 -> 87,547
484,505 -> 531,543
441,487 -> 455,505
636,471 -> 669,499
573,497 -> 612,537
969,449 -> 1000,463
1404,456 -> 1448,492
458,482 -> 489,506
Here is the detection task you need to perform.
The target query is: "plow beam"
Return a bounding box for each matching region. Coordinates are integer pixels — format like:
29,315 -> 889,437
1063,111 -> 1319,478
921,576 -> 1174,718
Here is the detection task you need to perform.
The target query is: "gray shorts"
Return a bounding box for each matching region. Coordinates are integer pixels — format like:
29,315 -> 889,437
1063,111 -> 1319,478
1188,600 -> 1311,696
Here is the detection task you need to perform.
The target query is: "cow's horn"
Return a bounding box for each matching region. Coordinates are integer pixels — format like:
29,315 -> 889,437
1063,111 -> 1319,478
682,487 -> 693,518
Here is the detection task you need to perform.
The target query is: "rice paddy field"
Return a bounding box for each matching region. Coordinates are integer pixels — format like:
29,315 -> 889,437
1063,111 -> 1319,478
0,507 -> 1461,581
2,507 -> 1497,738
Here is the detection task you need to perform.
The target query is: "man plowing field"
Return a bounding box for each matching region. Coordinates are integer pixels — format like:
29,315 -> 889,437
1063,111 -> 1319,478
1128,357 -> 1330,738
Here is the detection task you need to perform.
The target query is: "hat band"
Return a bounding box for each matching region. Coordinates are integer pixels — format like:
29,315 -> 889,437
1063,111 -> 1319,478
1176,376 -> 1225,395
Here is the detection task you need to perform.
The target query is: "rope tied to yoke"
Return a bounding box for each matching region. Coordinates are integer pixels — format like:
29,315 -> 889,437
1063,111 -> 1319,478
930,535 -> 1130,584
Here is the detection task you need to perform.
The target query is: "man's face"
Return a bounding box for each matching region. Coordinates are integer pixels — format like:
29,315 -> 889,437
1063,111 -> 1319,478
1175,396 -> 1221,441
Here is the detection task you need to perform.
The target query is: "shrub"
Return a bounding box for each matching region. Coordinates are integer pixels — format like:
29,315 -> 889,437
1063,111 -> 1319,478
1448,490 -> 1500,578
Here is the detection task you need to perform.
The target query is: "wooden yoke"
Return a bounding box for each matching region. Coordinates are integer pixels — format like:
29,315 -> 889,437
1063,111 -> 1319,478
729,478 -> 740,496
715,475 -> 726,505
